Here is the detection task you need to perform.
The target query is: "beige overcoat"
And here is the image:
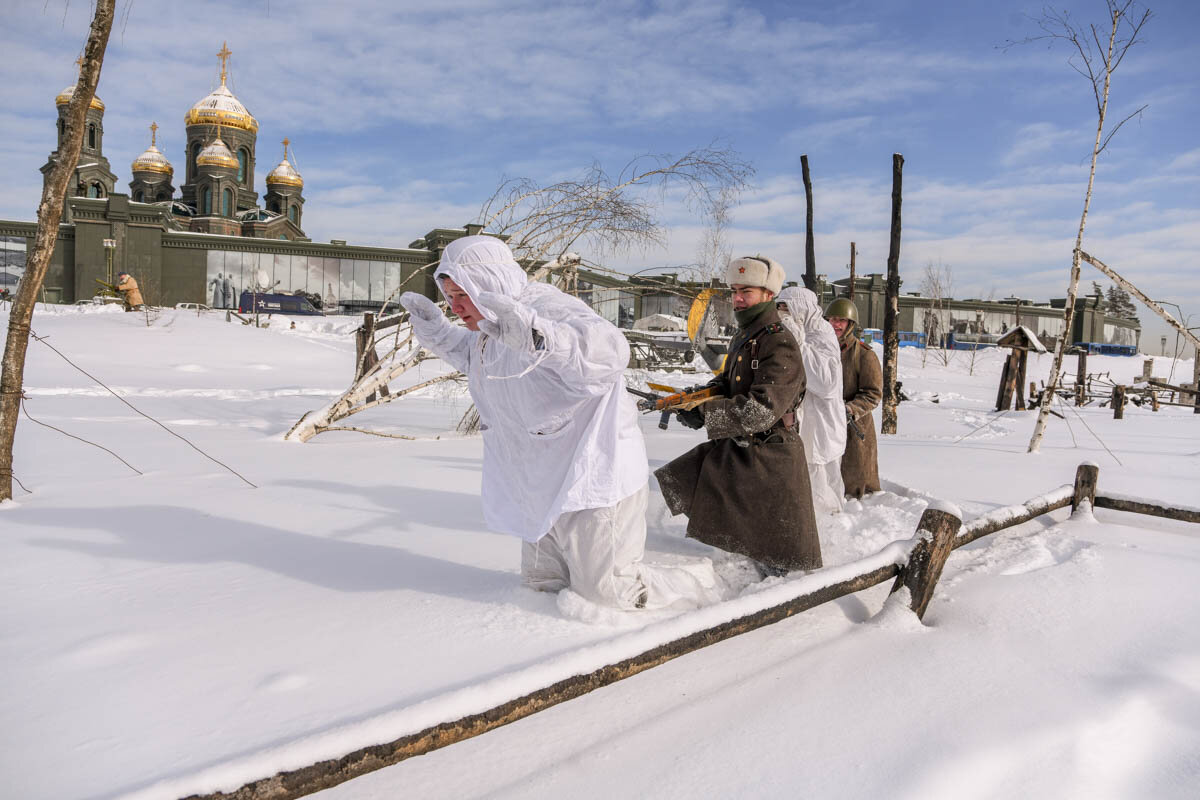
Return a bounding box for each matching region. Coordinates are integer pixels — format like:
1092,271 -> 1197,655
116,275 -> 144,309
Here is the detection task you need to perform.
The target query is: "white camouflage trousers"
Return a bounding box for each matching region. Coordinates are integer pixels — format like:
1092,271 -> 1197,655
809,458 -> 845,515
521,485 -> 720,610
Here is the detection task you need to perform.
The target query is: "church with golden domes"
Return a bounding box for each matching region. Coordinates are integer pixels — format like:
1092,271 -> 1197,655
2,42 -> 482,311
46,43 -> 307,241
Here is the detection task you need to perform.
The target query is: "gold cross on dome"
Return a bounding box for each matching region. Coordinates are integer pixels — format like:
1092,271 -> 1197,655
217,42 -> 232,84
282,138 -> 290,157
150,121 -> 158,146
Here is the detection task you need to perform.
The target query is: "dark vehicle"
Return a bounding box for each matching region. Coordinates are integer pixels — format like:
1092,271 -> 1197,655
239,290 -> 324,316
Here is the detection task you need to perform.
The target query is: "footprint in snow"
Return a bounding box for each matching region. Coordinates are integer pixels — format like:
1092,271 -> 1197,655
56,632 -> 151,669
258,672 -> 312,693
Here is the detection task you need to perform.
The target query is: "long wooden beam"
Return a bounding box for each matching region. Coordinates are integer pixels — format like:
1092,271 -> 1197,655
1094,495 -> 1200,524
185,465 -> 1193,800
185,563 -> 902,800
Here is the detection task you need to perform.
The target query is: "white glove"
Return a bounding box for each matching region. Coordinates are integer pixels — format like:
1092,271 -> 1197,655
475,291 -> 539,353
400,292 -> 447,339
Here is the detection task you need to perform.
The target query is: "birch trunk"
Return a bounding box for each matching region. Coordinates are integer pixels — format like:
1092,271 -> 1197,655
0,1 -> 115,501
1028,9 -> 1120,453
1078,250 -> 1200,352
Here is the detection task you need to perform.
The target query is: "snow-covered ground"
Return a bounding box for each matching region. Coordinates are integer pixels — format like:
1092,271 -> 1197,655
2,304 -> 1197,800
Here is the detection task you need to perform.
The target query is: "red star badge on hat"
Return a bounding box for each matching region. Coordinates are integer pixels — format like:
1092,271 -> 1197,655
738,266 -> 746,273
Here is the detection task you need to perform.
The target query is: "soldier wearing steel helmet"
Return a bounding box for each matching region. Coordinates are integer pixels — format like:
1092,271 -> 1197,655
825,297 -> 882,498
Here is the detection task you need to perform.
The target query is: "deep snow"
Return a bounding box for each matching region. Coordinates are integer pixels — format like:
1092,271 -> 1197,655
1,303 -> 1197,799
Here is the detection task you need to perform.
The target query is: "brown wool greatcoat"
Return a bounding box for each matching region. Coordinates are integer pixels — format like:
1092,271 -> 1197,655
839,326 -> 882,498
655,304 -> 822,571
116,275 -> 144,309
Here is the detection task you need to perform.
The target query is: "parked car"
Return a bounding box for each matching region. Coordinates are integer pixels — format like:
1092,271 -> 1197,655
175,302 -> 213,311
238,290 -> 323,316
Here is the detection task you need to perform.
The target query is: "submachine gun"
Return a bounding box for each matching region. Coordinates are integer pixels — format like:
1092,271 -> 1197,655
627,383 -> 720,430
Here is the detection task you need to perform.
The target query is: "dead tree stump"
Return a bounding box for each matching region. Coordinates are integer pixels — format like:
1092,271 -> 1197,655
892,504 -> 962,620
1072,462 -> 1099,513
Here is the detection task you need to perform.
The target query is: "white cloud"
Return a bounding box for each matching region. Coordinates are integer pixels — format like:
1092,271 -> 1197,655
1001,122 -> 1082,167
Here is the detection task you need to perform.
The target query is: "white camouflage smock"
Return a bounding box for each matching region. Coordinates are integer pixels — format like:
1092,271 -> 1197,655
406,237 -> 647,541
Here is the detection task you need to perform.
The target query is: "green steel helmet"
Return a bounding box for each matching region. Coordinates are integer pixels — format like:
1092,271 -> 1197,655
824,297 -> 860,324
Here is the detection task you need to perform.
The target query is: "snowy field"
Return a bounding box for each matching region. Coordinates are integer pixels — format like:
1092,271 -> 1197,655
2,303 -> 1198,800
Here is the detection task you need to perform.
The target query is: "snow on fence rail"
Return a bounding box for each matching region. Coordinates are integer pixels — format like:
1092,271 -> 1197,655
173,463 -> 1195,800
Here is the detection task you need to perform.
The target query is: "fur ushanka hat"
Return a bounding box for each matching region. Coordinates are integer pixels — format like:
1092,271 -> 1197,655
725,255 -> 785,295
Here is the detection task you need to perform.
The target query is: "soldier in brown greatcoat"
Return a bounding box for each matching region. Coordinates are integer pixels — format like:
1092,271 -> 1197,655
115,272 -> 145,311
825,298 -> 882,498
655,256 -> 822,575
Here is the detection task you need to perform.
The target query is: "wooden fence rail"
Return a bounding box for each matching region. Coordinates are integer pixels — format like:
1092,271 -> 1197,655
184,462 -> 1194,800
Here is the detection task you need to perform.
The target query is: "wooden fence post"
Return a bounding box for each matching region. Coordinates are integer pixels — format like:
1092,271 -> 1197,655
1014,351 -> 1028,410
1075,350 -> 1087,406
1194,346 -> 1200,415
1072,462 -> 1099,513
1112,385 -> 1126,419
892,503 -> 962,620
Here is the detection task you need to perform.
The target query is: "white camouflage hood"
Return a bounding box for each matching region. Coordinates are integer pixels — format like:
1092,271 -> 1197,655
435,235 -> 527,322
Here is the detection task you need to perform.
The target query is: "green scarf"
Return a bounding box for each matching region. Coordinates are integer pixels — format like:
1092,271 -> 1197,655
734,300 -> 773,329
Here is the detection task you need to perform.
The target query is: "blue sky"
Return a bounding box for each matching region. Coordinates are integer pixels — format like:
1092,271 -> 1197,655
2,0 -> 1197,348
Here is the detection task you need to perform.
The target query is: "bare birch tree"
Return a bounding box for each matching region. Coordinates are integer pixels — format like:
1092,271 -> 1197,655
478,144 -> 753,268
694,187 -> 734,282
286,146 -> 751,443
1015,0 -> 1152,453
1,1 -> 116,501
920,260 -> 954,367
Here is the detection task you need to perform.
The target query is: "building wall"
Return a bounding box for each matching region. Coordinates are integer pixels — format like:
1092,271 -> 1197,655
3,195 -> 444,312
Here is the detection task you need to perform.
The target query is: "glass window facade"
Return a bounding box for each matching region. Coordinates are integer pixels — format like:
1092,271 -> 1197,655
200,247 -> 409,312
1,235 -> 28,290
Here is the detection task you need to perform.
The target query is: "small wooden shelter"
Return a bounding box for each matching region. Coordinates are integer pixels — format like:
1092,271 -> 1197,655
995,326 -> 1047,411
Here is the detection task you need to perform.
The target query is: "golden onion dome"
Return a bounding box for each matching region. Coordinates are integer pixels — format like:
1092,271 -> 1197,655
132,144 -> 173,175
55,85 -> 104,112
266,138 -> 303,188
185,83 -> 258,133
131,122 -> 173,176
196,133 -> 239,170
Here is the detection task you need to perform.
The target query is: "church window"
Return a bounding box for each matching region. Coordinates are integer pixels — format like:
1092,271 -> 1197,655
134,191 -> 143,202
157,191 -> 169,202
288,205 -> 297,223
88,124 -> 96,149
267,200 -> 279,213
203,187 -> 212,215
222,188 -> 233,218
87,184 -> 97,198
191,142 -> 202,180
237,150 -> 248,184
